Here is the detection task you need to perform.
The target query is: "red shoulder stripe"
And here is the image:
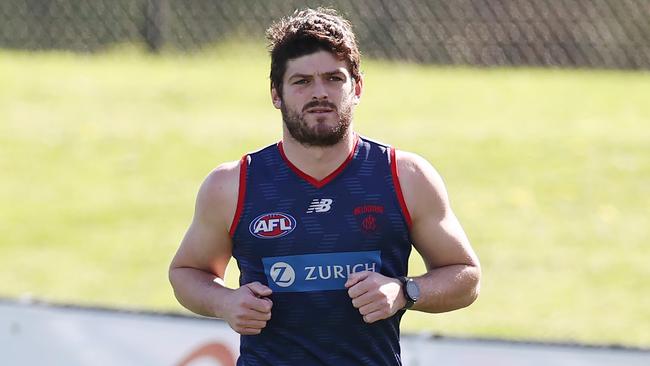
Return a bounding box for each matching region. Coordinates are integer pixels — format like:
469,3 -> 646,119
390,147 -> 413,229
229,155 -> 248,237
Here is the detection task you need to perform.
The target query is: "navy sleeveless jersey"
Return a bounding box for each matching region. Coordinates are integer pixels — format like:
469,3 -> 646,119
230,135 -> 413,366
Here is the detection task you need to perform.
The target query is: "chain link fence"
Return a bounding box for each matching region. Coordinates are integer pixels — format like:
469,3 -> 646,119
1,0 -> 650,69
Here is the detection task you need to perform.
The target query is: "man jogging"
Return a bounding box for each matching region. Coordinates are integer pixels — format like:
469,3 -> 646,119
169,7 -> 481,365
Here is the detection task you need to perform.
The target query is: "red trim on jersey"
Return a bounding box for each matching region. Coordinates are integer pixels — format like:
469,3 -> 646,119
390,147 -> 413,229
229,155 -> 248,237
278,135 -> 360,189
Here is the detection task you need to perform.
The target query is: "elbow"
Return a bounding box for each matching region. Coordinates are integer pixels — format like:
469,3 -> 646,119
168,267 -> 180,301
168,260 -> 185,295
168,269 -> 177,292
167,265 -> 193,311
451,264 -> 481,311
462,265 -> 481,308
168,261 -> 178,287
463,285 -> 480,309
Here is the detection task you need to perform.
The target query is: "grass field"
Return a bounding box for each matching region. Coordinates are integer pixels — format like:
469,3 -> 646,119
1,44 -> 649,348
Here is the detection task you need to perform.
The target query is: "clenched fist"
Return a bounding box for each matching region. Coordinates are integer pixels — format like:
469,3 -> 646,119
222,281 -> 273,335
345,271 -> 406,323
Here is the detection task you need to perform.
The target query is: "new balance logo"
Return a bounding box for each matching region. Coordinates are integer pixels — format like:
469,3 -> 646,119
306,198 -> 333,213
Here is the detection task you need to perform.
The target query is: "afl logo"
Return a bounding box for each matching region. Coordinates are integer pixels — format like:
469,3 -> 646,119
249,212 -> 297,239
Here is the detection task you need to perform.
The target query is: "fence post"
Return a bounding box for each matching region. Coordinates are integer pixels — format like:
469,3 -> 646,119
144,0 -> 167,52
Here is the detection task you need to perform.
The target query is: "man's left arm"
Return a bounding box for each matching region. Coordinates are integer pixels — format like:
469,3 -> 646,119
346,150 -> 480,322
398,150 -> 481,313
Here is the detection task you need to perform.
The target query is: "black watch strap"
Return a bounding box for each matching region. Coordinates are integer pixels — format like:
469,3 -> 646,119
399,276 -> 416,310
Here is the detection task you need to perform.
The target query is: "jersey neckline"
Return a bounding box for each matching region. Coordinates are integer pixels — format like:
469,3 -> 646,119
277,134 -> 360,189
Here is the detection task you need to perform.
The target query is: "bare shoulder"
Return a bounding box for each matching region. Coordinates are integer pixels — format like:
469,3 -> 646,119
201,160 -> 241,199
195,159 -> 243,229
170,159 -> 243,274
394,150 -> 450,222
394,151 -> 476,271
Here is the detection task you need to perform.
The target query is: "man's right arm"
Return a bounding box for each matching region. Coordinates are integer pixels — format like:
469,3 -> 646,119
168,160 -> 273,335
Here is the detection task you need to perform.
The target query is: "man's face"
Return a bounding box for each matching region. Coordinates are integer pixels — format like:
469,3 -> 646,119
272,50 -> 362,147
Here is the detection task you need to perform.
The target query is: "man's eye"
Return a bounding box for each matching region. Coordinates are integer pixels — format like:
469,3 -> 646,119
293,79 -> 308,85
329,76 -> 343,81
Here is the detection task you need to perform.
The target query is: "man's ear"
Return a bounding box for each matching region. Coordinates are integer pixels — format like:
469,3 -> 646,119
353,74 -> 363,105
271,85 -> 282,109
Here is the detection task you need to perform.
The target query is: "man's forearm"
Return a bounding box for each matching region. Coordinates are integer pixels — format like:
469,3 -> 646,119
169,266 -> 234,318
410,264 -> 480,313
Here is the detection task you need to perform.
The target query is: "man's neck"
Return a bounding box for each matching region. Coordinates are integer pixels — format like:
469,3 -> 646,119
280,129 -> 357,181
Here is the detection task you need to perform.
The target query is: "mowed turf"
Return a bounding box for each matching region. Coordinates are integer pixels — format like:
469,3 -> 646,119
1,44 -> 648,347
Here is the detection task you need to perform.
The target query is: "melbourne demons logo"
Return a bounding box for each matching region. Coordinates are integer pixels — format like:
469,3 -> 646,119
249,212 -> 297,239
354,204 -> 384,233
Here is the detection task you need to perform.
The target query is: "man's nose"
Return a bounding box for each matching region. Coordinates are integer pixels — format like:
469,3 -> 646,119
311,79 -> 328,100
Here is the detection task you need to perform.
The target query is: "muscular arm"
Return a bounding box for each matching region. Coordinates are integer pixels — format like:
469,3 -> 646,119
169,161 -> 239,317
346,150 -> 480,322
398,150 -> 481,313
169,160 -> 273,334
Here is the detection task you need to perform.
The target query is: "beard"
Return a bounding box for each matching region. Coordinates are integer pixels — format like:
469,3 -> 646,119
281,99 -> 353,147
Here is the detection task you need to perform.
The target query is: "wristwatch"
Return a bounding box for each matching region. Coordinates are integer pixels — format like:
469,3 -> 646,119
399,276 -> 420,310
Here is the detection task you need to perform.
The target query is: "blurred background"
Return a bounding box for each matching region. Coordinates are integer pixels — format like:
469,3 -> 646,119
1,0 -> 649,351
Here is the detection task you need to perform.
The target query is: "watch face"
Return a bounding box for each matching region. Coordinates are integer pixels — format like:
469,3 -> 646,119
406,280 -> 420,301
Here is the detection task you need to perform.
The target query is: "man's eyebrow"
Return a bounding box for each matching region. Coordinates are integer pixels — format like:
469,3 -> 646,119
288,70 -> 346,79
323,71 -> 347,77
288,73 -> 313,79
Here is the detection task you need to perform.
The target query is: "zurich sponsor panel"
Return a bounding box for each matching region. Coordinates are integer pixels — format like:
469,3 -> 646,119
262,251 -> 382,292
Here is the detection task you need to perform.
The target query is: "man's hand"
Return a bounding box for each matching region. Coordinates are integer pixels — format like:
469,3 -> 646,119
345,271 -> 406,323
221,282 -> 273,335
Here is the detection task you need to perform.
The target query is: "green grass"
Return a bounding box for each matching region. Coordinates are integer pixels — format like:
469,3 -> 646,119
1,44 -> 649,348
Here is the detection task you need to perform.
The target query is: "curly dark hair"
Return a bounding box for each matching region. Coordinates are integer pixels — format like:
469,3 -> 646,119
266,7 -> 361,95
